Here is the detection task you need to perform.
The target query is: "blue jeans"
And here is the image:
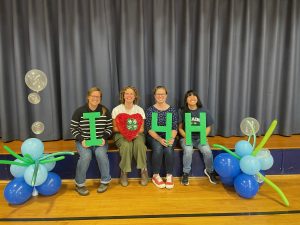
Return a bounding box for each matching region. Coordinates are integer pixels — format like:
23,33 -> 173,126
180,138 -> 214,174
147,136 -> 174,174
75,141 -> 111,186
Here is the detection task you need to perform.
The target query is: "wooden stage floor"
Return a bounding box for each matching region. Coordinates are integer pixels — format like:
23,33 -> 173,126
1,135 -> 300,224
0,175 -> 300,225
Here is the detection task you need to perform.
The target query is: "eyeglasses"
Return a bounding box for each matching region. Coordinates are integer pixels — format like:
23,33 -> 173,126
90,95 -> 101,99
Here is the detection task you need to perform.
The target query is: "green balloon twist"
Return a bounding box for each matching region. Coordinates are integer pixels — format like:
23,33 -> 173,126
252,120 -> 277,156
39,152 -> 74,161
257,172 -> 289,206
212,144 -> 241,160
23,153 -> 35,164
0,160 -> 29,167
40,156 -> 65,164
3,145 -> 32,164
31,161 -> 40,186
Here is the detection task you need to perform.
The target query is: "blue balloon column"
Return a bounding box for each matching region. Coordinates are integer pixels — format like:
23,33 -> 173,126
0,138 -> 74,205
213,119 -> 289,206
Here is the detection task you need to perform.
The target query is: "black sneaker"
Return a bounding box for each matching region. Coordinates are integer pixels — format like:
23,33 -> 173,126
181,173 -> 189,186
204,169 -> 218,184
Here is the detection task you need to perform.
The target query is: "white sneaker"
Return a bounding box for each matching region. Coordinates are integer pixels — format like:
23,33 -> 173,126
165,174 -> 174,189
152,175 -> 165,188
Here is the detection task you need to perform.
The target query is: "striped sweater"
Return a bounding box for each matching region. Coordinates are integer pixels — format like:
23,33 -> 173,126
70,104 -> 113,143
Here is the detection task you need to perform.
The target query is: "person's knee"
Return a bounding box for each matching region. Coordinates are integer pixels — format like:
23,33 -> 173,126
79,152 -> 92,161
199,145 -> 212,154
164,147 -> 173,156
202,150 -> 213,158
183,147 -> 193,156
120,141 -> 132,151
134,138 -> 145,146
95,149 -> 108,159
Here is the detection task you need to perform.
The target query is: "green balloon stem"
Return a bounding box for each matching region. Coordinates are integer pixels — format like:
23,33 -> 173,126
257,172 -> 289,207
3,145 -> 32,164
39,152 -> 74,161
252,120 -> 277,156
212,144 -> 241,160
0,160 -> 30,167
40,156 -> 65,164
23,153 -> 35,164
31,162 -> 40,186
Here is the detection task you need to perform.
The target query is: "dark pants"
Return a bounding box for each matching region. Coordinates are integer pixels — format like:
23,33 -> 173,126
147,136 -> 174,174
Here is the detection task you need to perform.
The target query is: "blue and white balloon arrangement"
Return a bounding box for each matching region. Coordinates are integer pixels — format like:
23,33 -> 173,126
0,138 -> 74,205
213,118 -> 289,206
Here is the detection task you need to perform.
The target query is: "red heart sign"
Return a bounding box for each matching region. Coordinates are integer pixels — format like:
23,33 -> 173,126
115,113 -> 143,141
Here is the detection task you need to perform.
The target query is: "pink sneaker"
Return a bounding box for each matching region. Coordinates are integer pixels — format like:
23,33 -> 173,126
165,174 -> 174,189
152,175 -> 165,188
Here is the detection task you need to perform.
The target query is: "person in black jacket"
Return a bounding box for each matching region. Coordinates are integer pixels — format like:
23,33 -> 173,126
70,87 -> 113,195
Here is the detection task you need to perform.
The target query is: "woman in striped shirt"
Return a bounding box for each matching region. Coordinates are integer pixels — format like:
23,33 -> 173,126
70,87 -> 113,196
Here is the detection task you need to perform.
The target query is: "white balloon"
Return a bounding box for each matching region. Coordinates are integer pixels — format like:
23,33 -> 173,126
28,92 -> 41,104
25,69 -> 47,92
254,174 -> 264,183
240,117 -> 260,136
31,121 -> 45,134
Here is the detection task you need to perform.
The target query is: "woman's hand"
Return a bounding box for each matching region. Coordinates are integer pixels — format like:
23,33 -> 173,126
99,138 -> 106,147
157,138 -> 168,147
81,140 -> 88,148
167,138 -> 175,146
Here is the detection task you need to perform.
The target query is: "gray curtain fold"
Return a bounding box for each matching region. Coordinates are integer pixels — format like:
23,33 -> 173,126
0,0 -> 299,141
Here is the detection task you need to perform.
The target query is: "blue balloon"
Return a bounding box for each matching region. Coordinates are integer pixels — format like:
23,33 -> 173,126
213,153 -> 241,178
240,155 -> 261,175
4,177 -> 33,205
234,173 -> 259,198
10,159 -> 27,177
36,172 -> 62,196
21,138 -> 44,160
220,176 -> 236,186
24,164 -> 48,186
42,154 -> 56,171
235,140 -> 253,157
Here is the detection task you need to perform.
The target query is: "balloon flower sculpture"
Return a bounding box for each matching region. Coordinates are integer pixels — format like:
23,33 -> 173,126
213,118 -> 289,206
0,138 -> 74,205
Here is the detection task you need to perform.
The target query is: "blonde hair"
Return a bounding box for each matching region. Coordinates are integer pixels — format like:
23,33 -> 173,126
119,86 -> 139,104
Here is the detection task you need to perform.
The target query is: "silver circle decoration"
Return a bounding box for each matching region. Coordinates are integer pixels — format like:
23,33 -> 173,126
25,69 -> 48,92
31,121 -> 45,135
240,117 -> 260,136
28,92 -> 41,104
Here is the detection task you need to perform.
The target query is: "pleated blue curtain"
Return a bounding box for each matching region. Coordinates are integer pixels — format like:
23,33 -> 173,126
0,0 -> 299,141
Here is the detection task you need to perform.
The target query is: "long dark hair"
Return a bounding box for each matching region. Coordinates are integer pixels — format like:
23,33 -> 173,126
182,90 -> 203,112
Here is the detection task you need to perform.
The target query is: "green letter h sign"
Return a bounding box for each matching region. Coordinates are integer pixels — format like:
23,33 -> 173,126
184,112 -> 206,145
